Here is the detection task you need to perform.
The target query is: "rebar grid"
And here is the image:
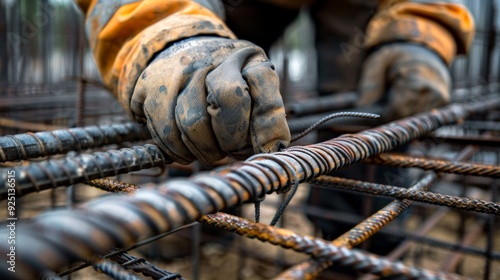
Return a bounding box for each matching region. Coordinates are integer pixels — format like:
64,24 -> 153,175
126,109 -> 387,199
366,153 -> 500,177
0,94 -> 498,279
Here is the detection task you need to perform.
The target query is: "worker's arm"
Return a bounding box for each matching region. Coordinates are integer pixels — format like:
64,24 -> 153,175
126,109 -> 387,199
358,0 -> 475,120
75,1 -> 290,164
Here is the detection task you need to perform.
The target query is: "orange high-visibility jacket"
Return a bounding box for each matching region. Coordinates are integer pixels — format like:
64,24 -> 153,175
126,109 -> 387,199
75,0 -> 474,114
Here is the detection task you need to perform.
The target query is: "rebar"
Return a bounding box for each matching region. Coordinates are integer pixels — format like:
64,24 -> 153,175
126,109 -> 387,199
200,213 -> 463,279
0,122 -> 151,162
110,252 -> 184,280
92,258 -> 141,280
312,176 -> 500,215
0,144 -> 167,199
0,95 -> 498,279
87,178 -> 139,194
366,153 -> 500,177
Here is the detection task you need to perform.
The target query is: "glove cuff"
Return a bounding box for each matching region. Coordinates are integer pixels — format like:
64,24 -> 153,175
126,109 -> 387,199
365,2 -> 475,65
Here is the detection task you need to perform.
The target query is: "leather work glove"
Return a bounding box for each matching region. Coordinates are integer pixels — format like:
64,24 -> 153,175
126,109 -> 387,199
358,43 -> 451,121
132,37 -> 290,165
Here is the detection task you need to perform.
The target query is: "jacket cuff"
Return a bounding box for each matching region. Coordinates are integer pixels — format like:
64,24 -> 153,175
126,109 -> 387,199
115,14 -> 235,118
365,2 -> 475,65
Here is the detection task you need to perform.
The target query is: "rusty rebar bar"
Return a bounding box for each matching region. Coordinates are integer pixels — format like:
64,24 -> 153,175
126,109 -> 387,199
311,176 -> 500,215
0,122 -> 151,162
200,213 -> 463,279
87,178 -> 139,194
0,95 -> 498,279
366,153 -> 500,178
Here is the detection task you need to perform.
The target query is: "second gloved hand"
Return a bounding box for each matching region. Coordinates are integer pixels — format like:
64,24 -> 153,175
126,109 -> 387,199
131,37 -> 290,164
358,43 -> 451,121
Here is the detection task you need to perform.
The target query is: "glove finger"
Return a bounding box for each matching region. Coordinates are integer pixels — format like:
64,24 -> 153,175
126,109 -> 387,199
135,65 -> 197,164
206,47 -> 254,159
357,48 -> 396,107
242,54 -> 290,154
174,53 -> 228,164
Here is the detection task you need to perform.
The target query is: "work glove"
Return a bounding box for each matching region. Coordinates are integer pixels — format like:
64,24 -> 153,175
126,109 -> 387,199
358,43 -> 451,121
131,37 -> 290,165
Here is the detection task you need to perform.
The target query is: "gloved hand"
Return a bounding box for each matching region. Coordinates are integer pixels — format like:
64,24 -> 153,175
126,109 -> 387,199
131,37 -> 290,164
358,43 -> 451,121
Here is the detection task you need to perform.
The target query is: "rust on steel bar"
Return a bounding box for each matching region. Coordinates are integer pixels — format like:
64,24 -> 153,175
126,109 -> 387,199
358,208 -> 451,280
200,213 -> 463,279
0,96 -> 498,279
87,178 -> 139,194
0,122 -> 151,162
277,145 -> 480,279
311,176 -> 500,215
366,153 -> 500,178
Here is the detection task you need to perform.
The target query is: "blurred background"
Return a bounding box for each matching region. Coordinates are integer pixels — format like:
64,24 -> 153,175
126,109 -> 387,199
0,1 -> 500,279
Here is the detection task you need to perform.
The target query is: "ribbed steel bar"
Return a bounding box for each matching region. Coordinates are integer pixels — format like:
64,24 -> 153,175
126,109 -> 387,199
311,176 -> 500,215
200,213 -> 463,279
87,178 -> 139,194
92,258 -> 141,280
0,122 -> 151,162
366,153 -> 500,177
110,252 -> 184,280
0,144 -> 167,199
0,95 -> 498,279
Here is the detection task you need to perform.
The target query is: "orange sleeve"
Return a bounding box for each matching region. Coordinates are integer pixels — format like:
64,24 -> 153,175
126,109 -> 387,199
366,1 -> 475,65
75,0 -> 235,114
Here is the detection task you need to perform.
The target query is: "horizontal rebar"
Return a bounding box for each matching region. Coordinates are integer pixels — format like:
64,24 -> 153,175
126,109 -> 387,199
366,153 -> 500,177
200,213 -> 463,279
0,95 -> 498,279
0,122 -> 151,162
0,144 -> 167,199
312,176 -> 500,215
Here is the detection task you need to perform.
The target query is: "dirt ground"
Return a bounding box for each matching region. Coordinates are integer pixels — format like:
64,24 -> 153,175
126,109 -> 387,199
2,177 -> 499,279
